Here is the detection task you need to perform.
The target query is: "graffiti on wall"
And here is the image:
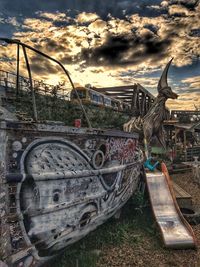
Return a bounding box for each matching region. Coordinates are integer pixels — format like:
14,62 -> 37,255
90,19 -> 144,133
1,125 -> 142,266
106,138 -> 138,163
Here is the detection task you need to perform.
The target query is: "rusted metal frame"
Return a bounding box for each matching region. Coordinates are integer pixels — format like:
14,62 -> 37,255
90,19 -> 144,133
21,44 -> 38,121
0,38 -> 92,128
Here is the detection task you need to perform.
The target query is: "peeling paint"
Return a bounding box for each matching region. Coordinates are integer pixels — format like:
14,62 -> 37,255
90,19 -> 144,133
0,120 -> 143,266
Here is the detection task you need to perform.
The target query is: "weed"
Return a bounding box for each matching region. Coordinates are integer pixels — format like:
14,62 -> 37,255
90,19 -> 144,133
51,199 -> 155,267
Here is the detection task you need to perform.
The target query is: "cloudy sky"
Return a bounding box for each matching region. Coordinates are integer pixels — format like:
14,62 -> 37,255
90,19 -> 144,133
0,0 -> 199,109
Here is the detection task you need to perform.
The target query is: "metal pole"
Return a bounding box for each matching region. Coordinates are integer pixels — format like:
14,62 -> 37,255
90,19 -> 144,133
0,38 -> 91,128
16,43 -> 20,96
131,84 -> 137,114
21,45 -> 38,121
184,130 -> 187,161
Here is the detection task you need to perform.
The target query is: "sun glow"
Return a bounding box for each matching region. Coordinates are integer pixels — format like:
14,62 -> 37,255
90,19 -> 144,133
45,75 -> 64,86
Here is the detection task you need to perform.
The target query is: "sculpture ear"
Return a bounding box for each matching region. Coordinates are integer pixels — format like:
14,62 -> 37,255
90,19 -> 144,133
157,58 -> 173,93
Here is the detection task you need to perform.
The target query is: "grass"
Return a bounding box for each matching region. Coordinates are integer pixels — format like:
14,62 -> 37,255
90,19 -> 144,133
12,91 -> 130,129
48,191 -> 156,267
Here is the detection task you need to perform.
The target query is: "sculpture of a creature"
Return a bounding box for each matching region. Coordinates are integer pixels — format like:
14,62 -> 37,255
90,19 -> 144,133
123,59 -> 178,154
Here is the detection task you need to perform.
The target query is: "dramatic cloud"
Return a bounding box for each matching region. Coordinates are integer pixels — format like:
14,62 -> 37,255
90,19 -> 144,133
167,92 -> 200,110
181,76 -> 200,92
36,11 -> 67,21
76,12 -> 100,24
78,31 -> 172,66
0,0 -> 199,110
168,5 -> 190,16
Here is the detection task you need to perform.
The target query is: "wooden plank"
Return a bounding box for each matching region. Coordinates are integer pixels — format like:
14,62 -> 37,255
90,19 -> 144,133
172,182 -> 191,199
172,181 -> 193,209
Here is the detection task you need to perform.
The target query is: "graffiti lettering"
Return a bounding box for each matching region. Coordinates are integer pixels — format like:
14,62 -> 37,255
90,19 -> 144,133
106,138 -> 137,163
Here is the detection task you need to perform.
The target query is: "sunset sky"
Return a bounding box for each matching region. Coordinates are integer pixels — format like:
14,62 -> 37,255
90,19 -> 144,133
0,0 -> 199,109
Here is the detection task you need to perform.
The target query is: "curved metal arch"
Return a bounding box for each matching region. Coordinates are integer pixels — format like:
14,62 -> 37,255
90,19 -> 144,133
0,38 -> 92,128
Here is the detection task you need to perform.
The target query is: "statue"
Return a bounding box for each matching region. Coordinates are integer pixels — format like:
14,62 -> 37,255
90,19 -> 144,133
124,59 -> 178,157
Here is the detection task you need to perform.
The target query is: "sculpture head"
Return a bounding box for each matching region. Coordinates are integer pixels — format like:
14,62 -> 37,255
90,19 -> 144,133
157,58 -> 178,99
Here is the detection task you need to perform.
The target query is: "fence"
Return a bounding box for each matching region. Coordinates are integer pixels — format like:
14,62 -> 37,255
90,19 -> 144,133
175,146 -> 200,162
0,69 -> 74,122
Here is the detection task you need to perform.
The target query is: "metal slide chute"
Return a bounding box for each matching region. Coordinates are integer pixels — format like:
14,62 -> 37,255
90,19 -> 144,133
145,163 -> 197,249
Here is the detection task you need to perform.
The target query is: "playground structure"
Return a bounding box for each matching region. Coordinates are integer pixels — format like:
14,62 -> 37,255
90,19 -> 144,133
0,38 -> 144,267
123,58 -> 199,249
145,163 -> 197,249
93,83 -> 155,117
164,113 -> 200,163
0,38 -> 198,267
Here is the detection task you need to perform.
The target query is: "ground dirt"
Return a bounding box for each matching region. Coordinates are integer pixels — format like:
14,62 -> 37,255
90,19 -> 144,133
51,171 -> 200,267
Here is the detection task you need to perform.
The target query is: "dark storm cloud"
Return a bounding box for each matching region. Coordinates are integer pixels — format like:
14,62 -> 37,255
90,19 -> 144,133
53,19 -> 75,28
143,24 -> 158,34
0,0 -> 165,21
33,38 -> 72,55
79,32 -> 172,66
59,55 -> 74,65
189,29 -> 200,37
29,54 -> 60,75
43,38 -> 66,53
30,63 -> 58,75
169,0 -> 199,10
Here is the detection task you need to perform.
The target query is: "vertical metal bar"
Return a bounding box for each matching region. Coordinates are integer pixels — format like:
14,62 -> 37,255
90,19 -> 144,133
0,38 -> 92,128
21,45 -> 38,121
184,130 -> 187,161
131,85 -> 136,114
174,128 -> 178,158
16,43 -> 20,96
142,93 -> 146,116
138,92 -> 142,116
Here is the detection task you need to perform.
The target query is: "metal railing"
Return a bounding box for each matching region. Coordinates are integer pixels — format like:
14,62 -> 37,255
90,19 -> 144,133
0,69 -> 73,122
174,146 -> 200,162
0,69 -> 70,99
171,110 -> 200,122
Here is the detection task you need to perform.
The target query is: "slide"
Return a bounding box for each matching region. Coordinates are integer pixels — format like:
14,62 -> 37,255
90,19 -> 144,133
145,163 -> 197,249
